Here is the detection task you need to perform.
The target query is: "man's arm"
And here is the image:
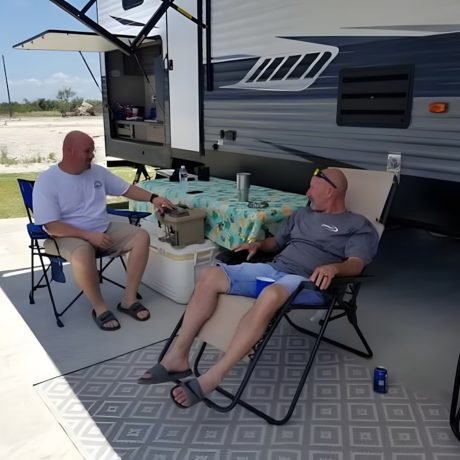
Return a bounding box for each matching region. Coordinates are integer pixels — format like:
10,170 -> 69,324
310,256 -> 365,290
122,185 -> 175,209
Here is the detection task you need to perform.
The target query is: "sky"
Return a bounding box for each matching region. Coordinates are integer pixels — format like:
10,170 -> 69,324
0,0 -> 102,103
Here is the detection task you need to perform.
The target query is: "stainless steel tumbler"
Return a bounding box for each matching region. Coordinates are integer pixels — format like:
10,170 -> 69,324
236,172 -> 251,201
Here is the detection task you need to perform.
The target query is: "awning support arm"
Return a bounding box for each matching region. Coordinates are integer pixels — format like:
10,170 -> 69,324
129,0 -> 207,51
129,0 -> 174,51
169,2 -> 207,29
80,0 -> 96,16
49,0 -> 132,54
49,0 -> 206,55
78,51 -> 101,93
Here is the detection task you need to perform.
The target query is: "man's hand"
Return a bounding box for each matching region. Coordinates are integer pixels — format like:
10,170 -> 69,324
310,257 -> 364,290
86,232 -> 114,251
310,264 -> 339,290
234,241 -> 261,261
152,196 -> 176,214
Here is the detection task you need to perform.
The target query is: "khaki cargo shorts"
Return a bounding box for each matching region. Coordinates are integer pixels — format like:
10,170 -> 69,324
44,221 -> 148,260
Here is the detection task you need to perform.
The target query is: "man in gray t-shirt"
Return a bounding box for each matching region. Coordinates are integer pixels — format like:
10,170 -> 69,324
269,206 -> 378,279
139,168 -> 379,408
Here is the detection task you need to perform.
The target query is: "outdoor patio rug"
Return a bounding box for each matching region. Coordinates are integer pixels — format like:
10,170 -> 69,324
35,328 -> 460,460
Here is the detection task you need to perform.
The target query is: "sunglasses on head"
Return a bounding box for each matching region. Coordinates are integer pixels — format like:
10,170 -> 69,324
313,168 -> 337,189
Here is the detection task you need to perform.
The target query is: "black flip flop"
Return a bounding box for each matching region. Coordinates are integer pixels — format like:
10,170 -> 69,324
117,301 -> 150,321
92,310 -> 120,331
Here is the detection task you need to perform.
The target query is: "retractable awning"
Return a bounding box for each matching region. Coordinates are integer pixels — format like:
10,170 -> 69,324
13,29 -> 156,53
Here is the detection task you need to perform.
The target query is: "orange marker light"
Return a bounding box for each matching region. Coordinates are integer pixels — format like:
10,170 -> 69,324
429,102 -> 448,113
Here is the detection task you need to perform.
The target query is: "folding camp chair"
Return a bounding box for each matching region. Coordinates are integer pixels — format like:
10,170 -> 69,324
158,167 -> 397,424
17,178 -> 151,327
451,353 -> 460,442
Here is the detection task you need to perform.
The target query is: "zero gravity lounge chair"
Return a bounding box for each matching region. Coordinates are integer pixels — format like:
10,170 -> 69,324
17,178 -> 150,327
158,167 -> 397,424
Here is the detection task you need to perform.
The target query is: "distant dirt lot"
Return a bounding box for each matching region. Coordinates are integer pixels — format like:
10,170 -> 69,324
0,116 -> 106,173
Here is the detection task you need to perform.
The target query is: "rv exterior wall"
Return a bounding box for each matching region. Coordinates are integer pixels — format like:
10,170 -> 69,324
204,0 -> 460,184
95,0 -> 460,233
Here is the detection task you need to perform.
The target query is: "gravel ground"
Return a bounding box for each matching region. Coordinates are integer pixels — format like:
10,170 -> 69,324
0,116 -> 106,173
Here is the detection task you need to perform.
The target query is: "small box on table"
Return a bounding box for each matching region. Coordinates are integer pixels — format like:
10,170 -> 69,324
157,208 -> 206,247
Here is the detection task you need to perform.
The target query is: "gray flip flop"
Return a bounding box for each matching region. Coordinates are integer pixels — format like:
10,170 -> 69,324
92,310 -> 120,331
170,377 -> 205,409
117,301 -> 150,321
137,363 -> 192,385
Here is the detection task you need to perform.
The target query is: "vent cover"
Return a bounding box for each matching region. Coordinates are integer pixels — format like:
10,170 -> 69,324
221,43 -> 338,92
337,65 -> 414,128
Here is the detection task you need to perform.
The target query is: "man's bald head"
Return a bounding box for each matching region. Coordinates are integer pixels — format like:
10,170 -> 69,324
63,130 -> 92,154
323,168 -> 348,196
307,167 -> 348,213
59,130 -> 95,174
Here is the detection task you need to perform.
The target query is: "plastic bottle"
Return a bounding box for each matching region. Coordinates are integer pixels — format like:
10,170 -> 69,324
179,165 -> 188,186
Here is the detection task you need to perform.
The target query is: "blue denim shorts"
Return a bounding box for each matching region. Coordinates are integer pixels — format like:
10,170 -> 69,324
218,262 -> 327,305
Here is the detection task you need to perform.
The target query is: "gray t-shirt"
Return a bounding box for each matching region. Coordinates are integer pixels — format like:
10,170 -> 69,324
268,207 -> 379,277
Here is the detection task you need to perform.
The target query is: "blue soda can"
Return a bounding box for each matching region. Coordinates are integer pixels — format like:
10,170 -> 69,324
373,366 -> 388,394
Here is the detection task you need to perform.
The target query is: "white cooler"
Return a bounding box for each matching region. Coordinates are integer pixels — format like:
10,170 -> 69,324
141,219 -> 220,303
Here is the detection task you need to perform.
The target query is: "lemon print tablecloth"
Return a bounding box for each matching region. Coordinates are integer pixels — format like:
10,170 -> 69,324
132,177 -> 307,249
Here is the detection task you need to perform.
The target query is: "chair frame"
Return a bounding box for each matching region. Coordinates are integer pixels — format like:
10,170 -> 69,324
451,353 -> 460,442
160,276 -> 370,424
158,168 -> 397,424
18,178 -> 150,327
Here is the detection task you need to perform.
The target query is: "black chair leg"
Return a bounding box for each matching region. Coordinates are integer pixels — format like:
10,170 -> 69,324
31,251 -> 129,327
450,353 -> 460,442
189,300 -> 337,425
35,251 -> 65,327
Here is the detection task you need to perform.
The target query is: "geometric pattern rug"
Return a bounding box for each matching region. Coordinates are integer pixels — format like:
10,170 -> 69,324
35,327 -> 460,460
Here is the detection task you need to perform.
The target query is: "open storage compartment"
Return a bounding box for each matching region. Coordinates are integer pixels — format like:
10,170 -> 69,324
105,41 -> 166,145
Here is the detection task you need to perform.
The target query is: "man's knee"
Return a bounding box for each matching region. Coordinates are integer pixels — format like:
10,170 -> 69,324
196,265 -> 228,292
131,228 -> 150,250
252,285 -> 289,316
70,243 -> 96,265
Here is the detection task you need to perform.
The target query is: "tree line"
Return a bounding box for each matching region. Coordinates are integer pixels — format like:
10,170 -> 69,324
0,87 -> 102,115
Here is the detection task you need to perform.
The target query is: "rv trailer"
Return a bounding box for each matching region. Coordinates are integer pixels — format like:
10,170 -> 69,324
14,0 -> 460,235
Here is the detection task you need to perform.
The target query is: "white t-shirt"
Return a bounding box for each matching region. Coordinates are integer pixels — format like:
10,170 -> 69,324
33,164 -> 130,232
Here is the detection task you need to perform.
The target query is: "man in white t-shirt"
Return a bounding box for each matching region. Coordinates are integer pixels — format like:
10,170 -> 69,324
33,130 -> 175,331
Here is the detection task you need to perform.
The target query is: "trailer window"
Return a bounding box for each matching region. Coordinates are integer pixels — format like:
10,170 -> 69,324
336,64 -> 414,129
123,0 -> 143,10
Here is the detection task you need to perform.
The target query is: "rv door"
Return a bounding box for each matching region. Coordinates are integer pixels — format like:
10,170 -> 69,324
166,0 -> 200,154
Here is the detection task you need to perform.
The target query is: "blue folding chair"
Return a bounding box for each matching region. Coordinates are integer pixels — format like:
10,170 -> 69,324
17,178 -> 151,327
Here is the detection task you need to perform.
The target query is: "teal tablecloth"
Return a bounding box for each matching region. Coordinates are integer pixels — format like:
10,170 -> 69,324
132,177 -> 307,249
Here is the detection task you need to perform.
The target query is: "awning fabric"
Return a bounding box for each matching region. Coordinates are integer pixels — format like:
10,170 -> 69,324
13,29 -> 154,53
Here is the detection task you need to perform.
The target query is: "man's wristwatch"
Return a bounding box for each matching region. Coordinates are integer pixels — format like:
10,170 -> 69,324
149,193 -> 158,204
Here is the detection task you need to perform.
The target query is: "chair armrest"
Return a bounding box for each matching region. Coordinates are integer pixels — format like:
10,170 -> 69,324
286,274 -> 372,310
215,249 -> 277,265
107,209 -> 151,226
328,274 -> 372,286
27,223 -> 49,240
